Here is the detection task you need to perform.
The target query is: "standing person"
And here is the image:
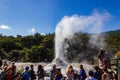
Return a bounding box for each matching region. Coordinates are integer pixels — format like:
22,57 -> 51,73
54,68 -> 63,80
66,65 -> 73,80
0,57 -> 2,68
118,62 -> 120,80
37,64 -> 44,80
93,66 -> 102,80
102,66 -> 113,80
79,64 -> 86,80
7,66 -> 12,80
11,62 -> 16,79
50,64 -> 56,80
29,64 -> 36,80
20,66 -> 30,80
97,48 -> 105,68
11,62 -> 16,74
85,70 -> 97,80
71,69 -> 81,80
97,48 -> 111,68
0,66 -> 8,80
1,60 -> 8,69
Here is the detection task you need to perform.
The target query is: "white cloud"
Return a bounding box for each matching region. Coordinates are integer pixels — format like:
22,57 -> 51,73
0,25 -> 11,30
28,28 -> 36,34
40,33 -> 46,35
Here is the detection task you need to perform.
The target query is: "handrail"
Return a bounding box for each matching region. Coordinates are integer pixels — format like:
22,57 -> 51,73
110,57 -> 120,79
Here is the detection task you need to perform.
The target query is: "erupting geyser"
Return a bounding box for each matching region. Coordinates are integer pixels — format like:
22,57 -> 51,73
44,11 -> 111,77
55,11 -> 111,63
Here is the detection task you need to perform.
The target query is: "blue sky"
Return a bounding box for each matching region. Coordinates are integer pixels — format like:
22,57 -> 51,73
0,0 -> 120,36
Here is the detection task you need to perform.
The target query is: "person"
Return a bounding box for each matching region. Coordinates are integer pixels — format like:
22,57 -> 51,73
118,62 -> 120,80
85,70 -> 97,80
11,62 -> 16,79
71,69 -> 81,80
0,57 -> 2,68
79,64 -> 87,80
0,66 -> 8,80
13,73 -> 19,80
66,65 -> 73,80
50,64 -> 56,80
29,64 -> 36,80
1,60 -> 8,69
7,66 -> 12,80
97,48 -> 111,68
102,66 -> 113,80
93,66 -> 102,80
54,68 -> 63,80
37,64 -> 45,80
20,66 -> 30,80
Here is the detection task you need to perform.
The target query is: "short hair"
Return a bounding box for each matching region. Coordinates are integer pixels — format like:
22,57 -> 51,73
57,68 -> 61,72
25,66 -> 29,70
38,65 -> 42,70
88,70 -> 93,76
80,64 -> 83,69
53,64 -> 56,69
30,64 -> 34,67
94,66 -> 99,71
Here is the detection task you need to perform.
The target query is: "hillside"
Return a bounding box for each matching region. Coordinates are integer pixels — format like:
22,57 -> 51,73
105,29 -> 120,55
0,29 -> 120,62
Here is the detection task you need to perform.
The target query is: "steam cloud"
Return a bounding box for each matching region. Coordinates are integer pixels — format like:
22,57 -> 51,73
55,11 -> 111,62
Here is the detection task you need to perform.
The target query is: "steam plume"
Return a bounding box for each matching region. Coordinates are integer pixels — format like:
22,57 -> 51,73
55,11 -> 111,62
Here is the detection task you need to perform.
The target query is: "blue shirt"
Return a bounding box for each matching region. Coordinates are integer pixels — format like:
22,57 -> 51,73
20,71 -> 30,80
80,69 -> 86,80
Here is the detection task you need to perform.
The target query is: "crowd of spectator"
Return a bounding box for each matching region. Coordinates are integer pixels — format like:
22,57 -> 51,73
0,59 -> 44,80
0,48 -> 119,80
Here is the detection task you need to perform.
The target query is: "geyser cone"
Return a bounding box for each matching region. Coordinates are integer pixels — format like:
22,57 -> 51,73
52,57 -> 68,68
